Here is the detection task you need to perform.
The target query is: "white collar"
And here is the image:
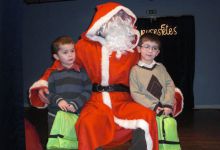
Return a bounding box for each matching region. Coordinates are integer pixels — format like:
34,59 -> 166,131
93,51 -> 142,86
138,60 -> 158,69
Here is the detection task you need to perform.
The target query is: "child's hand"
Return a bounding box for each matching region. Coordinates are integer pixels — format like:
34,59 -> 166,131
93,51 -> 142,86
156,107 -> 164,115
163,107 -> 172,116
67,104 -> 76,113
58,100 -> 69,111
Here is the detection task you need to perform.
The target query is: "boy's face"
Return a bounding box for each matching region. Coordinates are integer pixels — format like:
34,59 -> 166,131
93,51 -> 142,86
137,40 -> 160,64
53,43 -> 75,68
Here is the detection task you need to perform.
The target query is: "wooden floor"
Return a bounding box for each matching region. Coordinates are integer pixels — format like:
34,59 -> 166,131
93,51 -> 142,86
25,108 -> 220,150
177,109 -> 220,150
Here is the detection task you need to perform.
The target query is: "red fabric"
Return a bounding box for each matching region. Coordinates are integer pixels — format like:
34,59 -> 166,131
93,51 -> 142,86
103,126 -> 132,148
73,2 -> 159,147
75,91 -> 159,150
87,2 -> 121,32
74,35 -> 159,149
29,87 -> 47,107
24,119 -> 43,150
173,90 -> 184,117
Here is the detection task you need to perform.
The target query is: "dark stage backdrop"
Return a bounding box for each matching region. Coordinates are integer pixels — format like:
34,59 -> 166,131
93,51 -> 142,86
0,0 -> 24,149
136,16 -> 195,109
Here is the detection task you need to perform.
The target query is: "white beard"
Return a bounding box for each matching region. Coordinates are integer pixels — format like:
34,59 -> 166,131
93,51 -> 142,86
102,15 -> 138,58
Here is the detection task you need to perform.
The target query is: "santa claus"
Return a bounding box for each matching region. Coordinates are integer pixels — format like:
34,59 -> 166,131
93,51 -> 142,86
29,2 -> 183,150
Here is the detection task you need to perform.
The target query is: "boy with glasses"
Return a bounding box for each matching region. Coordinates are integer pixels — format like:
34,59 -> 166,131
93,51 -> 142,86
129,33 -> 175,116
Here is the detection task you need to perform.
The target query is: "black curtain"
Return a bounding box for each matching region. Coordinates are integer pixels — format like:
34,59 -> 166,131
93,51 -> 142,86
0,0 -> 24,149
136,16 -> 195,109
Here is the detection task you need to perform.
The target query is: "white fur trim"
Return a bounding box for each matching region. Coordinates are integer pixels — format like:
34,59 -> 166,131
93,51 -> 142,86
100,46 -> 112,108
114,117 -> 153,150
101,46 -> 109,86
102,92 -> 112,108
29,80 -> 48,98
86,5 -> 137,39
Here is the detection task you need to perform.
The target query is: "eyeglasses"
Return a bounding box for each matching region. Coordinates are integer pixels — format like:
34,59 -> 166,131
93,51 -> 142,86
140,45 -> 159,51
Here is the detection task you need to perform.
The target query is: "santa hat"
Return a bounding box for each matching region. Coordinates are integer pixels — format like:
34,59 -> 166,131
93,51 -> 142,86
86,2 -> 137,43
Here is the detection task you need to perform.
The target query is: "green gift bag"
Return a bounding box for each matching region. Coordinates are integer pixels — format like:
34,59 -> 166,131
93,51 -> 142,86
47,111 -> 78,150
156,115 -> 181,150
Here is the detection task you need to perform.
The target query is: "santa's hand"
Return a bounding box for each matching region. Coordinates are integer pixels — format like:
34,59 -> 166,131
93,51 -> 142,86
38,88 -> 50,104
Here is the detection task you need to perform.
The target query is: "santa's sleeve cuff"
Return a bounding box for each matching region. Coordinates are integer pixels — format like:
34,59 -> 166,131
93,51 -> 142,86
29,80 -> 48,108
172,87 -> 184,117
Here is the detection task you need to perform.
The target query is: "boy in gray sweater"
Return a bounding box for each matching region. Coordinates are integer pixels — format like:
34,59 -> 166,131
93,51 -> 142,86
46,35 -> 91,131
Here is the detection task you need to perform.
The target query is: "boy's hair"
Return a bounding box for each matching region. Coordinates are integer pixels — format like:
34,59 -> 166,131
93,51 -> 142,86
138,33 -> 161,48
51,35 -> 74,54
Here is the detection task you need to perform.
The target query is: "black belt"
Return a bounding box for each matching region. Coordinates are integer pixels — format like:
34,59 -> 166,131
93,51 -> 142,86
92,84 -> 129,92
